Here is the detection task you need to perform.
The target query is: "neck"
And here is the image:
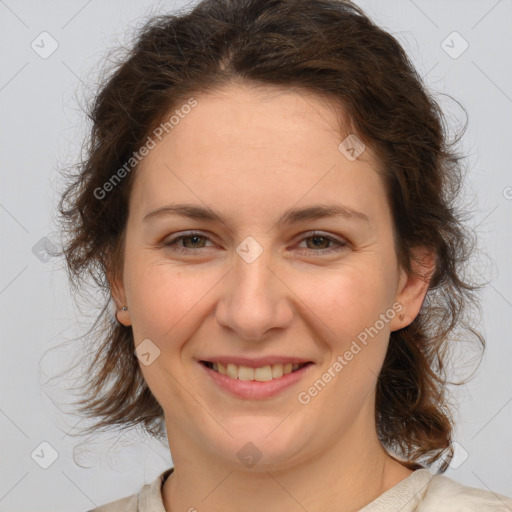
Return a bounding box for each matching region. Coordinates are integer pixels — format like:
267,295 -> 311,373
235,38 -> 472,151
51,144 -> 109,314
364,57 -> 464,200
162,420 -> 413,512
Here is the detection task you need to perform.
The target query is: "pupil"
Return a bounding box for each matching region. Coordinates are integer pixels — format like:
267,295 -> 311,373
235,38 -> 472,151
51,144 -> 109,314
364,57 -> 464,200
187,235 -> 202,247
310,236 -> 327,249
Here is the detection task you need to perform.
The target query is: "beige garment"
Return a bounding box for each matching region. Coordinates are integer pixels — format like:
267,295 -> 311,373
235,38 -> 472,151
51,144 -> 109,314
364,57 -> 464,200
89,467 -> 512,512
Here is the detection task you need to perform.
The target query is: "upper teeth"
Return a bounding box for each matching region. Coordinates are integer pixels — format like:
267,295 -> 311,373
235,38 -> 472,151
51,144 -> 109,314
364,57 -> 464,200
212,362 -> 303,381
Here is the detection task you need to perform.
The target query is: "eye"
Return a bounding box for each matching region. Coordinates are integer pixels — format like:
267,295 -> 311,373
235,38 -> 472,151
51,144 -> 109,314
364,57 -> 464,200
162,230 -> 347,255
162,232 -> 214,253
296,231 -> 347,254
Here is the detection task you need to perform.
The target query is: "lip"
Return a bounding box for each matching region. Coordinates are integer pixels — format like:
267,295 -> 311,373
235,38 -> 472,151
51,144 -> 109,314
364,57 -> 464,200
198,360 -> 314,400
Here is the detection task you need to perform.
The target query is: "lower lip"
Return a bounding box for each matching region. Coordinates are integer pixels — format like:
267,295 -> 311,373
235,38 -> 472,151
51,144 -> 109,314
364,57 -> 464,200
199,362 -> 314,400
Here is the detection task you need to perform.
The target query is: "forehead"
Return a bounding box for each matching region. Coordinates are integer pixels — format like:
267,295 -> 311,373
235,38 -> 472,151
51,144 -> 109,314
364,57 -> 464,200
165,83 -> 351,152
130,82 -> 388,226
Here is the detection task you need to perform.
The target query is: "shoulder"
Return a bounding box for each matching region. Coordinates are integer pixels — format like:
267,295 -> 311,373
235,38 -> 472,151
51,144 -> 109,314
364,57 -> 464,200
419,474 -> 512,511
86,468 -> 173,512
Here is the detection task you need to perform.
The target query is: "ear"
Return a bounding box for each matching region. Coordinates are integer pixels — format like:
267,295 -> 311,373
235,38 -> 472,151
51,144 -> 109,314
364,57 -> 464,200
108,268 -> 132,327
389,246 -> 435,332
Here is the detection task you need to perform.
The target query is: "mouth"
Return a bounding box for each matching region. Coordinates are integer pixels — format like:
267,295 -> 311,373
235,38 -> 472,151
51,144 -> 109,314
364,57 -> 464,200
200,360 -> 313,382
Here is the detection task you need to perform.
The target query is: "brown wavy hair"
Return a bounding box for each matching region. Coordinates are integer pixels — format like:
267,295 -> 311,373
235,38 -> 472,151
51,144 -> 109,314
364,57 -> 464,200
56,0 -> 484,472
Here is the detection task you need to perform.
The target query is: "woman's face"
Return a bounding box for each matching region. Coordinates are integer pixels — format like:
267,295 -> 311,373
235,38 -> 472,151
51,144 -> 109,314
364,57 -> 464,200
115,83 -> 426,470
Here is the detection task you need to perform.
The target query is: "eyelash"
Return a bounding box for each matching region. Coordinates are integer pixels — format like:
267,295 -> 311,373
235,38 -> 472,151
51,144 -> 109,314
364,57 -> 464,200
162,231 -> 347,255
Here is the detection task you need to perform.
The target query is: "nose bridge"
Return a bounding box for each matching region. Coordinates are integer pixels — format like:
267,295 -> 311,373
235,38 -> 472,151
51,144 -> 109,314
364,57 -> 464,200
216,235 -> 292,340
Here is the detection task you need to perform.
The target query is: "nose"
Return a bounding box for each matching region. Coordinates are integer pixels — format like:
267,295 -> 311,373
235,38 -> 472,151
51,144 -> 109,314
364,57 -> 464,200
215,243 -> 294,342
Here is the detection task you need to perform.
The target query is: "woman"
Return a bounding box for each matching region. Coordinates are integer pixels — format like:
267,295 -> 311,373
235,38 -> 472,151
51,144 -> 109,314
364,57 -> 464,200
58,0 -> 512,510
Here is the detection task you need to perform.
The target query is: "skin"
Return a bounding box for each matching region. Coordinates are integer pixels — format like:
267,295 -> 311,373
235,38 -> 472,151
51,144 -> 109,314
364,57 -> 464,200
112,82 -> 434,512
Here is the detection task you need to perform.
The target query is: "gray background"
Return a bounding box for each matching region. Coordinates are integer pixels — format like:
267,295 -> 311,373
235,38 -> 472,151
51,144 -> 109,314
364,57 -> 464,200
1,0 -> 511,510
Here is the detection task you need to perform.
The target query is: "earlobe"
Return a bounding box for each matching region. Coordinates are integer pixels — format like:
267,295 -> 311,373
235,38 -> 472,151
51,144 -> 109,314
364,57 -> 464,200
114,295 -> 132,327
108,270 -> 132,327
116,306 -> 131,326
389,247 -> 435,332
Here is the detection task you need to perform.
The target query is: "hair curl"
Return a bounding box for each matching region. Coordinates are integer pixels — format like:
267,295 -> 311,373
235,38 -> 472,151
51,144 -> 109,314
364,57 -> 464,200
56,0 -> 484,472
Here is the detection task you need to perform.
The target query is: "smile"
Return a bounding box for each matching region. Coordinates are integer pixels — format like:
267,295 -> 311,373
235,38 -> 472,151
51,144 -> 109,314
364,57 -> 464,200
200,361 -> 310,381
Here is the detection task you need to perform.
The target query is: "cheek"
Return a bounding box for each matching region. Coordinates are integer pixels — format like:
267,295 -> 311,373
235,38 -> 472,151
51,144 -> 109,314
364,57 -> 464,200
295,264 -> 393,342
124,251 -> 227,349
123,251 -> 187,338
295,269 -> 393,415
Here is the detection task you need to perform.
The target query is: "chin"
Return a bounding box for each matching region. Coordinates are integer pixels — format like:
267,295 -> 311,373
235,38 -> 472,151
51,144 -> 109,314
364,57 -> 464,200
204,417 -> 311,471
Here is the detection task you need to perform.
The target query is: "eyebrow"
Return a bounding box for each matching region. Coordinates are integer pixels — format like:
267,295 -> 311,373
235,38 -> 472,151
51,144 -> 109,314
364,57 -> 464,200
143,203 -> 369,226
